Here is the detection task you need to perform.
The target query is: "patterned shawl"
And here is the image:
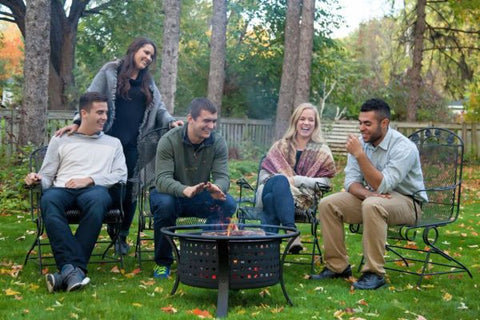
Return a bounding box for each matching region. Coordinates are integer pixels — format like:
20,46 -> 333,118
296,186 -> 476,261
262,138 -> 336,209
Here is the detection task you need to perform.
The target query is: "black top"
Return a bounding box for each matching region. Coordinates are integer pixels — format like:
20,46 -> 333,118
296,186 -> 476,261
106,71 -> 147,148
294,150 -> 302,173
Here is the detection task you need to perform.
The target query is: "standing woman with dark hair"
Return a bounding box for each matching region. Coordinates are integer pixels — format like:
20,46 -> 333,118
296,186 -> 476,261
57,37 -> 183,255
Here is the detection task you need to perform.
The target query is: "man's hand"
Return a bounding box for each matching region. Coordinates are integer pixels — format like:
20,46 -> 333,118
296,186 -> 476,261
346,134 -> 364,158
204,182 -> 226,201
183,182 -> 206,198
65,177 -> 94,189
25,173 -> 41,186
55,124 -> 79,137
170,120 -> 184,128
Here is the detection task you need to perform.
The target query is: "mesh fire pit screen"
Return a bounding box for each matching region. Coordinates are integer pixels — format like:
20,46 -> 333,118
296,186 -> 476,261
161,224 -> 298,318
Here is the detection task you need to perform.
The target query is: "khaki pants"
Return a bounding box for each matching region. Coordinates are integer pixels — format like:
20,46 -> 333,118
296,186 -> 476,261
318,191 -> 419,275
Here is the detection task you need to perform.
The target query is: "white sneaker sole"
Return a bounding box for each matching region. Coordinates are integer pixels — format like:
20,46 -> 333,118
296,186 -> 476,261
66,276 -> 90,292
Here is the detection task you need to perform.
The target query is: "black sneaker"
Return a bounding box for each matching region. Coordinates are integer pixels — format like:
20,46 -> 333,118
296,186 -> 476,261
309,265 -> 352,280
115,236 -> 130,256
353,272 -> 386,290
64,266 -> 90,292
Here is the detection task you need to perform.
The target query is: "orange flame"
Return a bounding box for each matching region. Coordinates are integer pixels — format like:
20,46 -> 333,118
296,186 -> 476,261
226,217 -> 239,236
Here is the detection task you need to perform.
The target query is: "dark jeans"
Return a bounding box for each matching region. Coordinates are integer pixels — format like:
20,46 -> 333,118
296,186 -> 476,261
40,186 -> 112,272
150,188 -> 237,266
120,144 -> 138,237
261,175 -> 296,231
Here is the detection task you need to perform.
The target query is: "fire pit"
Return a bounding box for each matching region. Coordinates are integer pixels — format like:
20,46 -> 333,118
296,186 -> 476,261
161,224 -> 299,318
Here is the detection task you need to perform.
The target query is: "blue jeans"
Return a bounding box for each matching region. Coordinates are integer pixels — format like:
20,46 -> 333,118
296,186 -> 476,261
40,186 -> 112,272
261,175 -> 296,231
150,188 -> 237,266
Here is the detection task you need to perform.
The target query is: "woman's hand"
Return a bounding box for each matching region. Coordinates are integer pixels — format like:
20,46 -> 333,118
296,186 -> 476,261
55,124 -> 79,137
170,120 -> 184,128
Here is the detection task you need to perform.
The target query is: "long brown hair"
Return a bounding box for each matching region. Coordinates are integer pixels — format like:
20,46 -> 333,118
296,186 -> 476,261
117,37 -> 157,106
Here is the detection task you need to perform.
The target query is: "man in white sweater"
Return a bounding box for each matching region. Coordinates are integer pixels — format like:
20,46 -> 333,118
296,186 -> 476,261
25,92 -> 127,293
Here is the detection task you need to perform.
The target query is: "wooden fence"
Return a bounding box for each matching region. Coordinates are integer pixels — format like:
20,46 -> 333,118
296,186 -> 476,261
1,109 -> 479,158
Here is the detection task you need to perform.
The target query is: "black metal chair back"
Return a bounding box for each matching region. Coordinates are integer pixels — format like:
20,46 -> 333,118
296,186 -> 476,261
350,127 -> 472,285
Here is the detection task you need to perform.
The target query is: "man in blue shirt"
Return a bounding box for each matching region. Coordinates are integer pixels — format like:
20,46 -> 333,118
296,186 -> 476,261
310,98 -> 426,290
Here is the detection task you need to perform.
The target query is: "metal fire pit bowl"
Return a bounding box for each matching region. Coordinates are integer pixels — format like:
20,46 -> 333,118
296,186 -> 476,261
161,224 -> 299,318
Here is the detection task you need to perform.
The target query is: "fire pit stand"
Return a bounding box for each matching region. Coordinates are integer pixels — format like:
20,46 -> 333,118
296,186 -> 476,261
161,224 -> 299,318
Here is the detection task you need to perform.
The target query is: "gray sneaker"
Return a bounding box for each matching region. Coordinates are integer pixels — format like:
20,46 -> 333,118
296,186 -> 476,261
45,272 -> 64,293
45,264 -> 74,293
64,266 -> 90,292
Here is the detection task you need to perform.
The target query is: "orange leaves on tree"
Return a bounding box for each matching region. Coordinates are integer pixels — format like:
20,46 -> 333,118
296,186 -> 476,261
0,22 -> 23,79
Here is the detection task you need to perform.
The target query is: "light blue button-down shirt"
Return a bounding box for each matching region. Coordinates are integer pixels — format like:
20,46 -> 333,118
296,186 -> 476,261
344,127 -> 427,202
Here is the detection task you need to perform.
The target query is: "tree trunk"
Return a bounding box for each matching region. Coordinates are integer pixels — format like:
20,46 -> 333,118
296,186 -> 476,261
275,0 -> 301,139
294,0 -> 315,108
207,0 -> 227,113
406,0 -> 426,122
160,0 -> 181,114
0,0 -> 91,110
19,0 -> 50,146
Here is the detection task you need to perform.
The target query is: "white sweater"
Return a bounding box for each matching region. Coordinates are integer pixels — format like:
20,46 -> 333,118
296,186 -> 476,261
39,132 -> 127,189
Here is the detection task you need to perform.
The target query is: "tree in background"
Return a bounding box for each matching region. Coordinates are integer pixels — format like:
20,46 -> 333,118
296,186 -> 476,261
401,0 -> 480,121
0,0 -> 102,110
19,0 -> 50,146
160,0 -> 181,114
207,0 -> 227,112
275,0 -> 300,139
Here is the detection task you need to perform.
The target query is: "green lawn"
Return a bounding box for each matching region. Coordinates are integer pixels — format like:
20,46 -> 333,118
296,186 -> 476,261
0,157 -> 479,319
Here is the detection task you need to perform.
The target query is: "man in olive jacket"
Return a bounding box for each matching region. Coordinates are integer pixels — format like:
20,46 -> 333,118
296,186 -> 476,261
150,97 -> 236,279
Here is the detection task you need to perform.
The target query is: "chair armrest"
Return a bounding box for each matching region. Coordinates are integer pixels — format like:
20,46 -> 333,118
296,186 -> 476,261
236,177 -> 254,191
314,182 -> 331,193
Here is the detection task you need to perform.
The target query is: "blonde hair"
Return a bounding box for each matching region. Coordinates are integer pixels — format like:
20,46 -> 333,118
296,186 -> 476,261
282,103 -> 324,143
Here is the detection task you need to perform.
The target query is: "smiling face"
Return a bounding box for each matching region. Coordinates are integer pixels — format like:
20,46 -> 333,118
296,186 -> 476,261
133,44 -> 155,71
187,109 -> 218,144
80,101 -> 108,135
358,110 -> 389,146
295,108 -> 316,140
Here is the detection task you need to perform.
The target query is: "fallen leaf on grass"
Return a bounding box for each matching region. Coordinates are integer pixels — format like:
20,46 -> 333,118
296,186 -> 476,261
357,299 -> 368,306
140,280 -> 155,286
457,302 -> 469,310
187,308 -> 213,319
270,306 -> 284,313
15,235 -> 25,241
132,303 -> 142,307
161,305 -> 177,314
259,288 -> 271,297
4,288 -> 21,296
110,266 -> 121,273
442,292 -> 452,301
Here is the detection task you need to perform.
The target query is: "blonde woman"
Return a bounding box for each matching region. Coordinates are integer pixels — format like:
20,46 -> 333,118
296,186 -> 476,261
256,103 -> 336,253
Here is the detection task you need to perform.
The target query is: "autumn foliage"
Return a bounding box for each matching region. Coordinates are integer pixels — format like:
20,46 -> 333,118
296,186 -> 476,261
0,22 -> 24,80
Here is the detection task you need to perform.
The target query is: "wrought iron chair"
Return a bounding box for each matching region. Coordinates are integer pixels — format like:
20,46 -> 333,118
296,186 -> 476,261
24,146 -> 125,273
236,156 -> 331,273
134,127 -> 207,266
349,127 -> 472,285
